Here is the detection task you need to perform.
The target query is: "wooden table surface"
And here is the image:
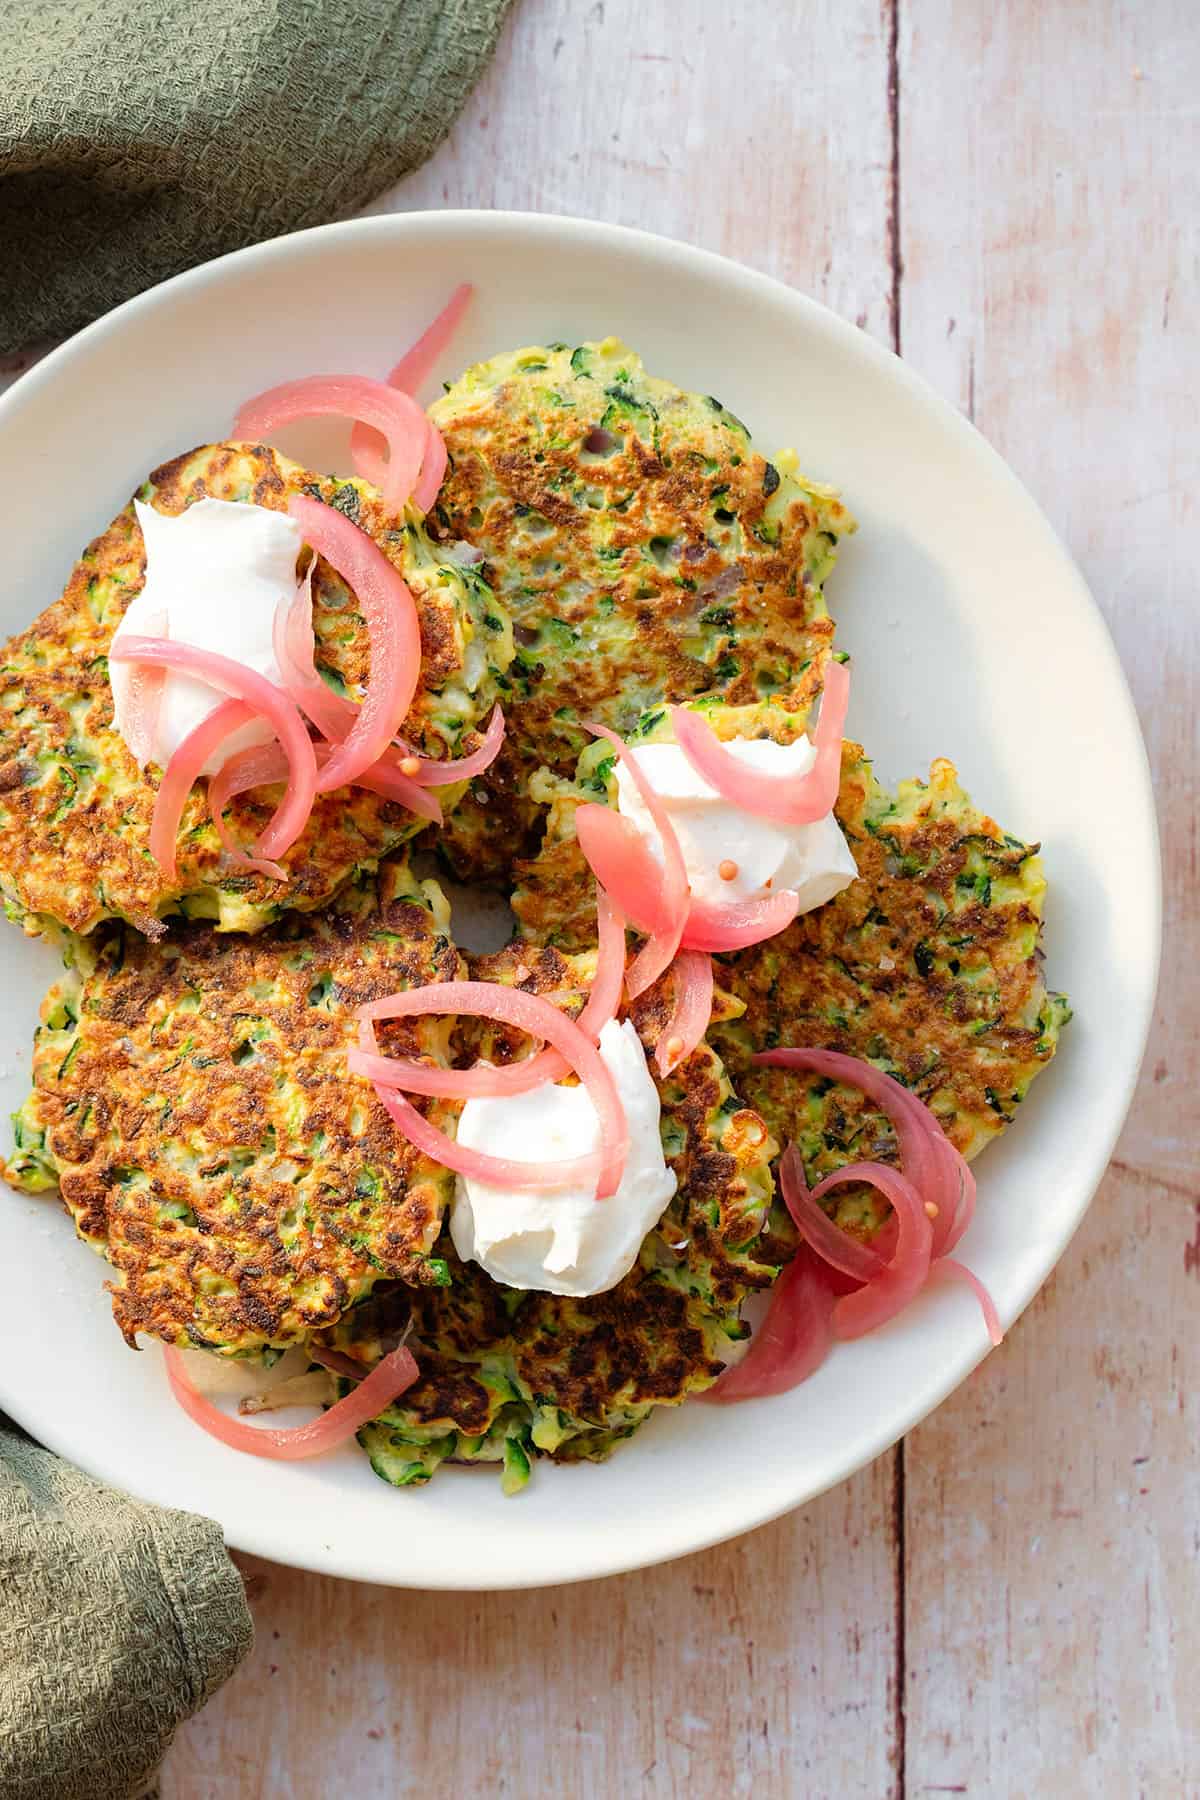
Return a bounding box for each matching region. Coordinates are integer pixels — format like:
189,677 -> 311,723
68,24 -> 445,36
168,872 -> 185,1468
8,2 -> 1191,1793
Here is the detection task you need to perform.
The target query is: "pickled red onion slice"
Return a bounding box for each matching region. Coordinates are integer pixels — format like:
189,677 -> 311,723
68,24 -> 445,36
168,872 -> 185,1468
706,1048 -> 1001,1404
272,563 -> 349,745
204,737 -> 290,881
149,697 -> 255,880
703,1248 -> 838,1402
576,810 -> 799,952
575,805 -> 675,935
932,1134 -> 978,1256
348,753 -> 444,821
392,704 -> 506,787
386,283 -> 473,393
671,659 -> 850,827
350,284 -> 472,507
373,1081 -> 606,1196
287,495 -> 421,794
655,950 -> 713,1076
583,723 -> 689,998
356,980 -> 628,1198
352,888 -> 626,1100
680,888 -> 801,952
756,1045 -> 974,1253
760,1048 -> 999,1349
410,423 -> 449,516
808,1160 -> 933,1340
110,636 -> 318,861
234,375 -> 429,514
779,1144 -> 884,1284
782,1144 -> 999,1345
308,1346 -> 373,1382
573,888 -> 628,1041
208,736 -> 441,830
934,1258 -> 1004,1346
163,1342 -> 418,1461
116,606 -> 168,770
351,417 -> 447,514
575,738 -> 800,960
754,1047 -> 944,1222
274,568 -> 499,790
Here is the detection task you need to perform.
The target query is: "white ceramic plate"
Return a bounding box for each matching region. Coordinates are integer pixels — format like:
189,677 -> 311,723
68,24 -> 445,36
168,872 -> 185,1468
0,213 -> 1159,1589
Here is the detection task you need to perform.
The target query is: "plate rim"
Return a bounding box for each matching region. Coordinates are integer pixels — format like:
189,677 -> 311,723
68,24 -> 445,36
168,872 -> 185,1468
0,208 -> 1162,1588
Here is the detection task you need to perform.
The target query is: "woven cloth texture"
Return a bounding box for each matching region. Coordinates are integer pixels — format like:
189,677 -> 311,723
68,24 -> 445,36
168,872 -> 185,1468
0,0 -> 513,354
0,1421 -> 253,1799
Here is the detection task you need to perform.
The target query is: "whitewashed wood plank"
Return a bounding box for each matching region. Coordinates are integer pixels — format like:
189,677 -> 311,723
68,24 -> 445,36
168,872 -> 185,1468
164,1466 -> 901,1800
364,0 -> 898,341
903,1178 -> 1199,1797
897,1 -> 1198,1791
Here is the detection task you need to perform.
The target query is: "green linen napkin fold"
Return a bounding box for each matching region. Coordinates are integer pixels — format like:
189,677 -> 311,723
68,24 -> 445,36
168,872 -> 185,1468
0,1421 -> 253,1800
0,0 -> 514,356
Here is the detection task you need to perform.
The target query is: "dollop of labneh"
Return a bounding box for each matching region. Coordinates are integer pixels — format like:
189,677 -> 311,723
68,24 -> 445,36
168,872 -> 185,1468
110,497 -> 302,771
615,736 -> 858,910
450,1019 -> 676,1297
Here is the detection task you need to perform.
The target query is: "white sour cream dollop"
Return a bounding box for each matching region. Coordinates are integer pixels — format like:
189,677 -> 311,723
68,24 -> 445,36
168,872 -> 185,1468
449,1019 -> 676,1297
614,736 -> 857,911
110,498 -> 303,773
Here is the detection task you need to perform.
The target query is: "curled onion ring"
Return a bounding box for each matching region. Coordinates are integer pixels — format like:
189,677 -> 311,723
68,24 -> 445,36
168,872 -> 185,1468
356,980 -> 629,1198
655,951 -> 714,1076
671,658 -> 850,827
800,1159 -> 933,1341
235,374 -> 430,514
163,1342 -> 418,1461
109,636 -> 318,865
350,285 -> 472,510
150,698 -> 258,880
580,723 -> 689,998
680,889 -> 801,952
714,1035 -> 1000,1403
703,1248 -> 838,1403
274,563 -> 504,788
352,889 -> 626,1100
207,737 -> 442,835
287,495 -> 422,794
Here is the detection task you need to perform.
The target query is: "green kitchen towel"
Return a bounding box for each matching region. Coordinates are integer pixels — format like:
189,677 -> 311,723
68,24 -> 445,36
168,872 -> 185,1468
0,0 -> 514,356
0,1421 -> 253,1800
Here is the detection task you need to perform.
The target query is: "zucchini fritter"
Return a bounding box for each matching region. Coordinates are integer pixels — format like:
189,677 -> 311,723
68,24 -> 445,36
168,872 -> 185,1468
428,338 -> 854,877
5,861 -> 466,1355
507,736 -> 1069,1240
0,443 -> 514,938
318,943 -> 781,1490
711,746 -> 1071,1236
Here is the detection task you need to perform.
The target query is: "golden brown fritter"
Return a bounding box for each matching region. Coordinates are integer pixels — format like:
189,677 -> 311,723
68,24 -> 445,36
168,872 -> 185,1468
506,735 -> 1070,1238
465,939 -> 778,1316
710,745 -> 1071,1235
713,748 -> 1069,1137
320,942 -> 781,1490
5,860 -> 467,1355
0,443 -> 513,937
427,338 -> 854,879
